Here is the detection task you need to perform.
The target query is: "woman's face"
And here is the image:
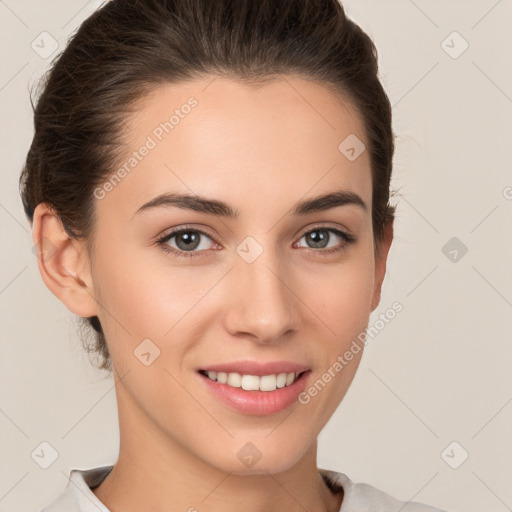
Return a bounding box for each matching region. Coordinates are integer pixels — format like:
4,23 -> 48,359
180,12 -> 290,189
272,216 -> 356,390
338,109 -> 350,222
73,76 -> 391,473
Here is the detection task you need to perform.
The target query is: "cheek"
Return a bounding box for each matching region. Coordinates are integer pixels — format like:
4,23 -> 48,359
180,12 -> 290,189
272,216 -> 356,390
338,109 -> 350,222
298,242 -> 375,341
91,240 -> 228,363
89,237 -> 174,351
295,248 -> 374,422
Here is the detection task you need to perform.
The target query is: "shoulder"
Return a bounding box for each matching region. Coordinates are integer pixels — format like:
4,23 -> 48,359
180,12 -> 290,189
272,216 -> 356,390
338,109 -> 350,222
319,468 -> 451,512
40,466 -> 113,512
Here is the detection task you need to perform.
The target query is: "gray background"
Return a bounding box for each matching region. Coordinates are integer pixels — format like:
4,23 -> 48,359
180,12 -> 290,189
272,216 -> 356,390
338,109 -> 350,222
1,1 -> 511,511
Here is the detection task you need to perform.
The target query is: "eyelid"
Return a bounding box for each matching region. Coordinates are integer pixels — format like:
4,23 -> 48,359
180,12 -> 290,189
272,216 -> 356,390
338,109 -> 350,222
297,222 -> 354,239
156,224 -> 220,244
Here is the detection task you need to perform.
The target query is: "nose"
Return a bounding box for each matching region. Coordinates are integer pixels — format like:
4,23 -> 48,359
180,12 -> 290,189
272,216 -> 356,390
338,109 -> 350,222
223,247 -> 300,344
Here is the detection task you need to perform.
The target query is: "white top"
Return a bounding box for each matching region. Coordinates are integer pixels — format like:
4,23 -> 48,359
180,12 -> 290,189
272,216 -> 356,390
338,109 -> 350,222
40,465 -> 449,512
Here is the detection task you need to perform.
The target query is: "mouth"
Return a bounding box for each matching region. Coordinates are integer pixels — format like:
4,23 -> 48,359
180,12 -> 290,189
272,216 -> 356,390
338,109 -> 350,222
197,366 -> 312,415
198,369 -> 308,392
195,360 -> 312,415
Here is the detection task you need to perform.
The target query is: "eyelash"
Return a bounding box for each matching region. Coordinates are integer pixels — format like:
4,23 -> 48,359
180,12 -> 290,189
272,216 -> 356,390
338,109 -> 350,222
155,225 -> 356,259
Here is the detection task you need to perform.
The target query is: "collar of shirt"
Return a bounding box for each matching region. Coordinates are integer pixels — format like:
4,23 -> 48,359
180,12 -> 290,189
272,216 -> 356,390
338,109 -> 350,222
41,465 -> 447,512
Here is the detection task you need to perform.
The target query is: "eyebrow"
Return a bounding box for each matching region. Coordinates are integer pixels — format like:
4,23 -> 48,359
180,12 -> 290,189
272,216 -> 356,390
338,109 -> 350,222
133,190 -> 367,219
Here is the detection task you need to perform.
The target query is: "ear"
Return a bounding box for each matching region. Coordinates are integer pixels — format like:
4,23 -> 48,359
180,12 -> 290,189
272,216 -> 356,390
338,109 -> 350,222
370,218 -> 394,312
31,203 -> 98,318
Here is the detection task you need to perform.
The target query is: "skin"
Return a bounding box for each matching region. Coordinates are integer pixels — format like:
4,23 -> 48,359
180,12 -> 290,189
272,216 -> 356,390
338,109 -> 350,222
32,75 -> 393,512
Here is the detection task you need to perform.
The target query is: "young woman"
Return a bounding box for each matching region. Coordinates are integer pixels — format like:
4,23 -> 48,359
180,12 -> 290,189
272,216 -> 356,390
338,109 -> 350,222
20,0 -> 451,511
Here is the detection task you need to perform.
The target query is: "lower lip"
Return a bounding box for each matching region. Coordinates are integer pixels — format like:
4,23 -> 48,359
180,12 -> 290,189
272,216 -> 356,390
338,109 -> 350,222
198,370 -> 312,416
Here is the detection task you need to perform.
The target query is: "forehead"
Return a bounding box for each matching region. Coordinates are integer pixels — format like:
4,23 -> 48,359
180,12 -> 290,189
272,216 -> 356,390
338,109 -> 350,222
95,75 -> 371,222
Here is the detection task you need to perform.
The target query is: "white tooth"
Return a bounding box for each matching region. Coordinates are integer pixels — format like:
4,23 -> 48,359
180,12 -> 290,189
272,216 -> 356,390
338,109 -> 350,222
241,374 -> 260,391
276,373 -> 288,388
227,372 -> 242,387
285,372 -> 296,386
260,374 -> 277,391
209,371 -> 299,391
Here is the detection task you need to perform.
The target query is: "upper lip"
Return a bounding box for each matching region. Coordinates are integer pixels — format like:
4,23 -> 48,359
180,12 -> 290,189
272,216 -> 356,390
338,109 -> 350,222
199,360 -> 311,376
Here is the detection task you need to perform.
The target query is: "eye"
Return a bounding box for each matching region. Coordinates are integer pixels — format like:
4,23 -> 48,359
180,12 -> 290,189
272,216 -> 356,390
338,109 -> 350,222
156,225 -> 356,259
156,227 -> 219,258
294,226 -> 356,255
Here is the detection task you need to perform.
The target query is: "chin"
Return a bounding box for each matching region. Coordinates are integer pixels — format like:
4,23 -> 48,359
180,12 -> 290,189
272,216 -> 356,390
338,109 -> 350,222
206,442 -> 308,476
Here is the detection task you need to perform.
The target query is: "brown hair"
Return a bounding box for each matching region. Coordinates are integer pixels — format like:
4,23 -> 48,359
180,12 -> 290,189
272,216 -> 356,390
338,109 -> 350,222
19,0 -> 396,372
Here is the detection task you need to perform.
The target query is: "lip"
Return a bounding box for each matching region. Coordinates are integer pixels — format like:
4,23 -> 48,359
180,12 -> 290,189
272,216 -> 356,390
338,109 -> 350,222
198,360 -> 311,376
197,368 -> 312,416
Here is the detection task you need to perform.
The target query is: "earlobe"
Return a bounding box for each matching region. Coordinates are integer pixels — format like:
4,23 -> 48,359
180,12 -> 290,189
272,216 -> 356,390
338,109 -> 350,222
370,219 -> 394,312
32,203 -> 98,318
